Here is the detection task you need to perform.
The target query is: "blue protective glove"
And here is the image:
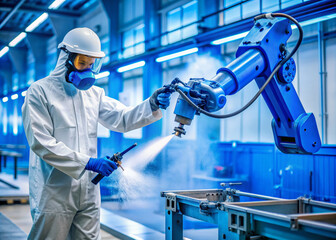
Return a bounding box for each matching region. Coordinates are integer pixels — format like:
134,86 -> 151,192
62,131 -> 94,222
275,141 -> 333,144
149,87 -> 172,111
85,157 -> 118,176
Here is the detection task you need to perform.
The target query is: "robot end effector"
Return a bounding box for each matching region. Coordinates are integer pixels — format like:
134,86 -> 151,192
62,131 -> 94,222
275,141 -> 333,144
170,13 -> 321,154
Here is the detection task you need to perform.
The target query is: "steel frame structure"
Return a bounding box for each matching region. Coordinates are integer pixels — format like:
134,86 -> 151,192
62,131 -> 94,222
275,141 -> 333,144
161,188 -> 336,240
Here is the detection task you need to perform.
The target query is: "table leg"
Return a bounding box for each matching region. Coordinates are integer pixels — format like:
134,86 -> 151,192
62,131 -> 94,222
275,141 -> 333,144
14,157 -> 17,179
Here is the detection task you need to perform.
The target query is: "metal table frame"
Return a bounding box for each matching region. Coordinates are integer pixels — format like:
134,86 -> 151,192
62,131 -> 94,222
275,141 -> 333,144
161,188 -> 336,240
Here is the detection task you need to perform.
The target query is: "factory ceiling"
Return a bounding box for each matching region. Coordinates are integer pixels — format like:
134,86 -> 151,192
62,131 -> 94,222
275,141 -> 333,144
0,0 -> 98,49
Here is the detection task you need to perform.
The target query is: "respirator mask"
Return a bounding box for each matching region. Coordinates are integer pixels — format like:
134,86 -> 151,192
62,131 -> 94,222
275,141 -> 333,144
65,52 -> 103,90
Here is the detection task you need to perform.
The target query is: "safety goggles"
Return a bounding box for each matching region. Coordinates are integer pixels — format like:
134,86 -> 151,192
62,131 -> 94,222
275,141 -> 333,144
72,54 -> 103,74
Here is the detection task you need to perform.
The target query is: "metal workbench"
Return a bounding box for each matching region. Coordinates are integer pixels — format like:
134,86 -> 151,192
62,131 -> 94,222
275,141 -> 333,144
161,188 -> 336,240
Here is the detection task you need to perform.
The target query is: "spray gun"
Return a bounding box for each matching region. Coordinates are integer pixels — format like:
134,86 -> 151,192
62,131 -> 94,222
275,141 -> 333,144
170,13 -> 321,154
162,79 -> 179,94
91,143 -> 137,185
171,77 -> 219,137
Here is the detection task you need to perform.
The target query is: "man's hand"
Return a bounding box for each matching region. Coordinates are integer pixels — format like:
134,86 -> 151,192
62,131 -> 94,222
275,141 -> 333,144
149,87 -> 172,111
85,157 -> 118,176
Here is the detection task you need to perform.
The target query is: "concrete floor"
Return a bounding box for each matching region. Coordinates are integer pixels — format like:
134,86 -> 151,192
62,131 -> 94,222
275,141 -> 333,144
0,205 -> 32,235
0,204 -> 121,239
0,172 -> 120,239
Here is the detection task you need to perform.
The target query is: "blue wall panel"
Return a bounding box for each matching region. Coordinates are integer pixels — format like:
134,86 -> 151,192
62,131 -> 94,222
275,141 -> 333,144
208,142 -> 336,203
276,154 -> 313,199
313,155 -> 336,202
250,146 -> 275,197
139,141 -> 336,204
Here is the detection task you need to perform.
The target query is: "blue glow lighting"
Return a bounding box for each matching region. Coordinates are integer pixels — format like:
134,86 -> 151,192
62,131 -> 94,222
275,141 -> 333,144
11,94 -> 18,100
2,97 -> 8,103
13,126 -> 18,135
136,24 -> 145,29
211,31 -> 249,45
48,0 -> 66,9
117,61 -> 146,73
9,32 -> 27,47
21,91 -> 27,97
13,107 -> 18,136
232,141 -> 237,148
292,13 -> 336,29
25,13 -> 49,32
3,108 -> 7,135
212,13 -> 336,46
156,47 -> 198,62
95,71 -> 110,79
1,0 -> 64,59
25,0 -> 64,33
0,46 -> 9,58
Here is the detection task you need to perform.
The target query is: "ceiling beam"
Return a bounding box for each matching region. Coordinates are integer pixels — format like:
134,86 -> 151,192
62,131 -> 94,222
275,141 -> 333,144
0,27 -> 54,37
0,3 -> 81,17
0,0 -> 25,30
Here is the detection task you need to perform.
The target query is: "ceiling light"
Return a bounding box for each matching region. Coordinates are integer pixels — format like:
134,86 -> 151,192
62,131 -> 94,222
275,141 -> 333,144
211,31 -> 249,45
25,13 -> 49,32
9,32 -> 27,47
95,71 -> 110,79
156,47 -> 198,62
0,46 -> 9,58
117,61 -> 146,73
11,94 -> 18,100
48,0 -> 66,9
292,13 -> 336,29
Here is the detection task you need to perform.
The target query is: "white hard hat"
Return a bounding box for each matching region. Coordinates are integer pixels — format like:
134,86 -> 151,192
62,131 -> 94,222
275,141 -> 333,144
58,27 -> 105,58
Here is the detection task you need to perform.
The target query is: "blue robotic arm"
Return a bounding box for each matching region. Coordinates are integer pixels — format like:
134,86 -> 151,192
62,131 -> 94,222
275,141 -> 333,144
171,13 -> 321,154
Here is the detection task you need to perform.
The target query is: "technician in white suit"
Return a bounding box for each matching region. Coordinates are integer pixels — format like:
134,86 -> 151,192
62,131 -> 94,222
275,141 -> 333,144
22,27 -> 171,240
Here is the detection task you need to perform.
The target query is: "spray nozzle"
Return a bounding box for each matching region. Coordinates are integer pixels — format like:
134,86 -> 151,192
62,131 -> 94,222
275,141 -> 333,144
173,123 -> 186,137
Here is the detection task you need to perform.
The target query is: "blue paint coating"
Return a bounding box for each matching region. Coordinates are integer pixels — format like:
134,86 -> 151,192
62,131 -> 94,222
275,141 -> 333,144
277,58 -> 296,84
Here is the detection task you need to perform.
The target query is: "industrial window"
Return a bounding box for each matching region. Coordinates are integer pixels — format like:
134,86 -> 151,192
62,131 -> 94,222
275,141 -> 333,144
122,24 -> 145,59
95,77 -> 111,138
223,0 -> 259,24
100,35 -> 110,65
221,0 -> 308,26
120,68 -> 144,139
120,0 -> 144,25
162,0 -> 198,46
223,2 -> 241,25
120,0 -> 145,59
281,0 -> 304,9
261,0 -> 280,12
242,0 -> 260,19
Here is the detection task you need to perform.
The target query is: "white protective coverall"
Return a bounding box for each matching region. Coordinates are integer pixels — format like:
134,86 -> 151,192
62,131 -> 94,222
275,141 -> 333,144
22,50 -> 162,240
